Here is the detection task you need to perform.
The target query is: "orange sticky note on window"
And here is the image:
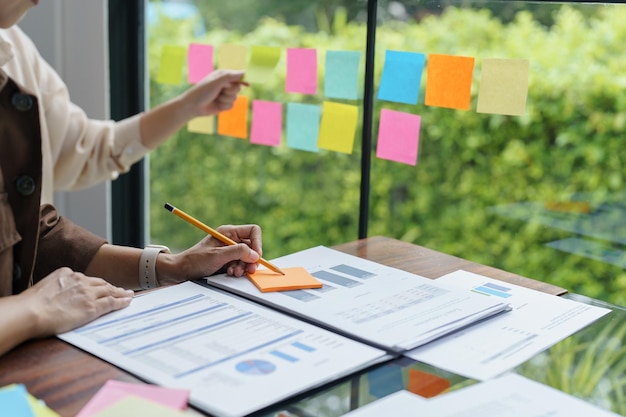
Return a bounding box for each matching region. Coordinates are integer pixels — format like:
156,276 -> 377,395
424,54 -> 475,110
247,267 -> 323,292
217,95 -> 249,139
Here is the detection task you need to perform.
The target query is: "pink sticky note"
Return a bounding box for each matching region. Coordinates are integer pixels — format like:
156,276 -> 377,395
187,43 -> 214,84
76,380 -> 189,417
250,100 -> 283,146
286,48 -> 317,94
376,108 -> 421,165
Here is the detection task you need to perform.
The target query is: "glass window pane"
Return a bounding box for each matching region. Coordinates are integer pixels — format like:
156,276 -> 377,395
371,0 -> 626,307
147,0 -> 368,258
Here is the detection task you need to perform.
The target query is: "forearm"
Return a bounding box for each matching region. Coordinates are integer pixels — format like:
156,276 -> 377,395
139,96 -> 193,149
84,244 -> 180,290
0,295 -> 39,356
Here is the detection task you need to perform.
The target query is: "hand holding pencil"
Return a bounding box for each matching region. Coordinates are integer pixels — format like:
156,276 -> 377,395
165,203 -> 285,276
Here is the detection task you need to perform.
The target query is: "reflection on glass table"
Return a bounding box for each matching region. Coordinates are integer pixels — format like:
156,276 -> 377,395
260,295 -> 626,417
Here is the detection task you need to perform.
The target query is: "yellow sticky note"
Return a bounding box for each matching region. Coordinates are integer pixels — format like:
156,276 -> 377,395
247,267 -> 323,293
476,58 -> 529,116
218,44 -> 247,70
156,45 -> 187,85
28,394 -> 60,417
187,116 -> 215,134
317,101 -> 358,154
217,96 -> 249,139
246,46 -> 282,84
91,396 -> 188,417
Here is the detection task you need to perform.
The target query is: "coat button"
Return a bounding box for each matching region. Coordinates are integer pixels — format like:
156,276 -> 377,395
12,262 -> 21,284
15,175 -> 36,196
11,92 -> 33,111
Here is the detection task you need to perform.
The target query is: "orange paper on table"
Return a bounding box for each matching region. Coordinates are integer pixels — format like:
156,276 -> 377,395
247,267 -> 323,292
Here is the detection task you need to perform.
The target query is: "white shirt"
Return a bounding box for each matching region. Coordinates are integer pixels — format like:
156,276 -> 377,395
0,26 -> 149,204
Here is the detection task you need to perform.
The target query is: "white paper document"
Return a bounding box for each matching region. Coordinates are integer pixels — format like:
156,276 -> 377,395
341,374 -> 621,416
59,281 -> 388,417
207,246 -> 510,352
406,270 -> 611,380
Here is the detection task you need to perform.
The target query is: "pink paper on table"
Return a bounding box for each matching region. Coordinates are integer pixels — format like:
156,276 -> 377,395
375,108 -> 421,166
250,100 -> 283,147
187,43 -> 214,84
286,48 -> 317,94
76,380 -> 189,417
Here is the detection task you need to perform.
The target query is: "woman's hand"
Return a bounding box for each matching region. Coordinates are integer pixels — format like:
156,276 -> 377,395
20,267 -> 134,337
157,224 -> 263,286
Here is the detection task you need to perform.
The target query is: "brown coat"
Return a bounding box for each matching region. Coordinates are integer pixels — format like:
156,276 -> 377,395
0,68 -> 106,296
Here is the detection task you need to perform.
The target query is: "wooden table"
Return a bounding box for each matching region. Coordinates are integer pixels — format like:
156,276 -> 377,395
0,236 -> 566,416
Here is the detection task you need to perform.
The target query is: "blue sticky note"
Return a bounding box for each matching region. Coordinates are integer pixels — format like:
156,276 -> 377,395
324,50 -> 361,100
286,103 -> 321,152
0,384 -> 36,417
367,365 -> 404,398
377,50 -> 425,104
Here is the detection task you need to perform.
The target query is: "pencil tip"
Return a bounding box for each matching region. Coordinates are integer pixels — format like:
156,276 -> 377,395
164,202 -> 174,212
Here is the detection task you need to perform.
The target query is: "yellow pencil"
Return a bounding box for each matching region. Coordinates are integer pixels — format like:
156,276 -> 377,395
164,203 -> 285,275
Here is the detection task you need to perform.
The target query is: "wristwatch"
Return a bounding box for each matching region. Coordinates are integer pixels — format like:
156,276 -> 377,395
139,244 -> 170,290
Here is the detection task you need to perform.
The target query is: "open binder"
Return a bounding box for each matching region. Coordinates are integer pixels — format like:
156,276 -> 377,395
59,246 -> 510,417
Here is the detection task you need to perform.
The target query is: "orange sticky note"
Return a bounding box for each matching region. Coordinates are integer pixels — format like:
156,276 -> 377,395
247,267 -> 323,293
217,95 -> 249,139
424,54 -> 475,110
407,369 -> 450,398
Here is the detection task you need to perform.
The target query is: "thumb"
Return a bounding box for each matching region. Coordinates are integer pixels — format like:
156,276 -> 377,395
222,243 -> 260,264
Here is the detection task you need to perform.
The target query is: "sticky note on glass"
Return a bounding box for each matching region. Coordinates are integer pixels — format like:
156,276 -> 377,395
286,103 -> 321,152
156,45 -> 186,85
317,101 -> 358,154
187,116 -> 215,134
217,96 -> 249,139
424,53 -> 475,110
250,100 -> 282,147
325,50 -> 361,100
367,365 -> 404,398
187,43 -> 214,84
476,58 -> 529,116
377,50 -> 425,105
376,108 -> 421,166
218,44 -> 247,70
286,48 -> 317,94
246,46 -> 281,84
407,369 -> 450,398
247,267 -> 322,292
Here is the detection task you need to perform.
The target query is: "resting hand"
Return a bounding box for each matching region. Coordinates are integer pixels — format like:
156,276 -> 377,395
157,224 -> 263,285
181,69 -> 245,117
19,267 -> 134,337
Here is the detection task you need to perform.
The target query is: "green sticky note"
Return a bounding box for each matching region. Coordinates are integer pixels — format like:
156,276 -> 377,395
156,45 -> 186,85
246,46 -> 281,84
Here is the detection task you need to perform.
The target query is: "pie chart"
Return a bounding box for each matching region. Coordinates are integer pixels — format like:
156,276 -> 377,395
235,359 -> 276,375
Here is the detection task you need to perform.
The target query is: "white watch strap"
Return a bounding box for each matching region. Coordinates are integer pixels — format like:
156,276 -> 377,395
139,245 -> 170,290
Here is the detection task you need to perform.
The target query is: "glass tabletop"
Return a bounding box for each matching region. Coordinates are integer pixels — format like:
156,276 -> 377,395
259,295 -> 626,417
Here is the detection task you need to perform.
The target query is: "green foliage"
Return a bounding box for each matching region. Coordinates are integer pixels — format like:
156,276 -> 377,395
148,4 -> 626,309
